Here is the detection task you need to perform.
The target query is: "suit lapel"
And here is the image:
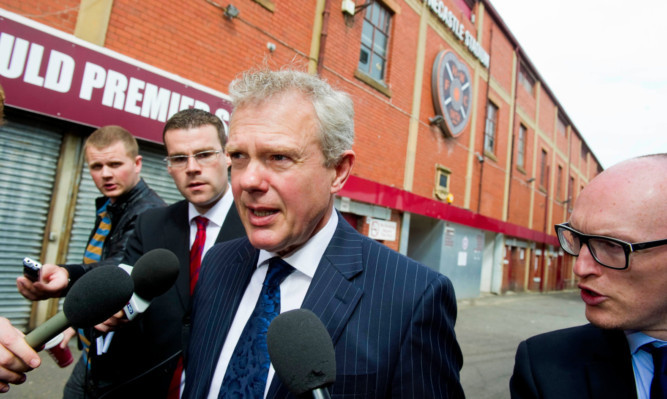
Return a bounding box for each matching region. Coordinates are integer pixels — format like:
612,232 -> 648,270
215,202 -> 244,243
268,216 -> 364,398
302,218 -> 364,344
167,201 -> 192,311
186,239 -> 258,398
585,329 -> 637,399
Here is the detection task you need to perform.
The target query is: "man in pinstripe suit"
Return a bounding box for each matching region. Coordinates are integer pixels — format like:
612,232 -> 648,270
182,69 -> 465,398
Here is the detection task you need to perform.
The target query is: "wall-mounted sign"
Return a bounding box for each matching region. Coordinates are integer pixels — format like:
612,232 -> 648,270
422,0 -> 490,68
0,9 -> 232,143
367,218 -> 397,241
431,50 -> 472,138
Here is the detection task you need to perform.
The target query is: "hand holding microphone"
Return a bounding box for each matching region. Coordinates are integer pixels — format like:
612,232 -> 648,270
267,309 -> 336,399
120,248 -> 180,321
95,248 -> 180,334
24,264 -> 134,349
1,263 -> 132,392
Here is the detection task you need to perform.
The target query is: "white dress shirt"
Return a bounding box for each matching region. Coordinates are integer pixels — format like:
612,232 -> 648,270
177,186 -> 234,396
187,185 -> 234,259
207,210 -> 339,399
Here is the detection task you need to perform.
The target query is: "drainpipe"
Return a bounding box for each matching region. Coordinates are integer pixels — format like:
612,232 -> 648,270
477,26 -> 493,215
317,0 -> 332,75
505,45 -> 521,221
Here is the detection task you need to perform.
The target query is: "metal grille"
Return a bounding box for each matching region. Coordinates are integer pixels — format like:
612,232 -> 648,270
0,121 -> 61,330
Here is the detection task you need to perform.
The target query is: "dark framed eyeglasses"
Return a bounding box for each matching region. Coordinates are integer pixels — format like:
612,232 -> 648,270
164,150 -> 222,169
554,223 -> 667,270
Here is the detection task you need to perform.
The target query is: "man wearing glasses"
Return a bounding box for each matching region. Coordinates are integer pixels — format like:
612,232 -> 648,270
510,154 -> 667,399
91,108 -> 247,398
40,109 -> 246,398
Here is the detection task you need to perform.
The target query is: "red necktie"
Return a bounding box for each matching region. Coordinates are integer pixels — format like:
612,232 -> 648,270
189,216 -> 209,294
168,216 -> 209,398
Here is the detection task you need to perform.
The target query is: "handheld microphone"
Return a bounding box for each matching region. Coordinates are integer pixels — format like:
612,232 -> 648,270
119,248 -> 180,320
267,309 -> 336,399
24,265 -> 134,349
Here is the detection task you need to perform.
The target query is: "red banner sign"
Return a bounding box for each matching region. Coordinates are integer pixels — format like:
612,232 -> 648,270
0,9 -> 232,143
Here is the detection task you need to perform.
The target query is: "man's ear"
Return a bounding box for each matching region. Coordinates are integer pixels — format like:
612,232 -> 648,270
134,155 -> 143,173
331,150 -> 355,194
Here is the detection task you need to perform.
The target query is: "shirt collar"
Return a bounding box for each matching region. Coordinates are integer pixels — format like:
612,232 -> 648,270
625,330 -> 667,354
257,209 -> 339,279
187,184 -> 233,227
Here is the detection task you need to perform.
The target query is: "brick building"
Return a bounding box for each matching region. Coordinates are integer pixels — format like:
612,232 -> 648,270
0,0 -> 602,329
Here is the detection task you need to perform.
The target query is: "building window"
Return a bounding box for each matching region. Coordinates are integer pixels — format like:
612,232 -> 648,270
517,124 -> 527,169
568,176 -> 575,203
434,164 -> 452,202
518,64 -> 535,96
581,143 -> 587,161
484,101 -> 498,154
539,149 -> 548,189
557,115 -> 567,136
358,1 -> 391,83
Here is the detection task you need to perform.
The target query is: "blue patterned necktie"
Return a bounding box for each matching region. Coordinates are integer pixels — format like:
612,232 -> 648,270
643,343 -> 667,399
218,257 -> 295,399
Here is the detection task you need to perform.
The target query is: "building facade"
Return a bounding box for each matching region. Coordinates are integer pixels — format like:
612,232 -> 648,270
0,0 -> 602,329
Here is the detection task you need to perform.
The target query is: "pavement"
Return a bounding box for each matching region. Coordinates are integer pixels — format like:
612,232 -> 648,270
456,290 -> 586,399
5,290 -> 586,398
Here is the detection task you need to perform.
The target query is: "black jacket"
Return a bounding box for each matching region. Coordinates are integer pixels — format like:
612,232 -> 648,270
510,324 -> 637,399
63,178 -> 165,285
93,199 -> 246,398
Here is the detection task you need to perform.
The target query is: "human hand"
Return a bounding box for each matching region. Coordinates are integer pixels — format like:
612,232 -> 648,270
16,264 -> 69,301
60,327 -> 77,348
94,310 -> 129,333
0,317 -> 40,393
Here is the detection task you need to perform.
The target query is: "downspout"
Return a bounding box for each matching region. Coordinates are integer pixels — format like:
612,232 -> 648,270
477,26 -> 494,214
505,45 -> 520,221
540,164 -> 550,291
317,0 -> 332,75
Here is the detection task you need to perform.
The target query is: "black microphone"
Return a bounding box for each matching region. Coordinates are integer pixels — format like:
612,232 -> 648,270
120,248 -> 179,320
24,265 -> 134,348
267,309 -> 336,399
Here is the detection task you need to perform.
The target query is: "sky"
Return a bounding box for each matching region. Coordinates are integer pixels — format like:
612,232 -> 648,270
488,0 -> 667,169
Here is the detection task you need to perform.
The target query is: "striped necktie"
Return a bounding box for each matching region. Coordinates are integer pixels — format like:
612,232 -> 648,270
83,199 -> 112,264
79,199 -> 112,368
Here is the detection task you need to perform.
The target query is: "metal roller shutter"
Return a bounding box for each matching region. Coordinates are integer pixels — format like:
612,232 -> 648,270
0,121 -> 62,330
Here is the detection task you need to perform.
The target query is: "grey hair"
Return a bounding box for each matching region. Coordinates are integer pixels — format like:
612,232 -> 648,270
229,69 -> 354,167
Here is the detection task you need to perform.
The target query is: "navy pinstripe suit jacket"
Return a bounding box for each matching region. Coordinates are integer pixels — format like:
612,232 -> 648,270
183,214 -> 465,398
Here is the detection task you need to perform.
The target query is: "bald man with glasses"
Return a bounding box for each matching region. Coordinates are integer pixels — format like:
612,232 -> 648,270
510,154 -> 667,399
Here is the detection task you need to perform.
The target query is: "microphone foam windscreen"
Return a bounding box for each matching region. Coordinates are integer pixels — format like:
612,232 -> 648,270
63,265 -> 134,328
131,248 -> 180,300
267,309 -> 336,395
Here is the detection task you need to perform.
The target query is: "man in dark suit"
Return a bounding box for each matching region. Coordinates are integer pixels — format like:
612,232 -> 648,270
182,69 -> 464,398
510,154 -> 667,399
87,109 -> 246,398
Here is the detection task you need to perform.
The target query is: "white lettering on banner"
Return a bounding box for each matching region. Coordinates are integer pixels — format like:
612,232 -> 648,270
103,69 -> 128,109
80,62 -> 106,100
24,42 -> 46,86
79,62 -> 222,122
0,33 -> 29,78
44,50 -> 74,92
1,30 -> 230,125
141,83 -> 171,121
423,0 -> 490,68
125,77 -> 145,115
0,33 -> 75,92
